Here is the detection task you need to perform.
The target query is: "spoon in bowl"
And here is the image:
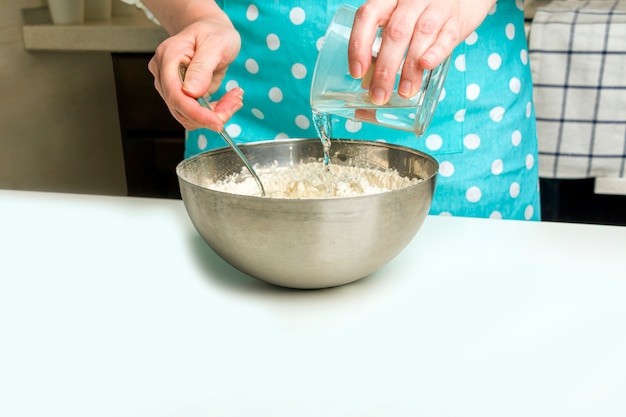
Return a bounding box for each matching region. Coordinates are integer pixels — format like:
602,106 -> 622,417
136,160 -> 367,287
178,65 -> 266,196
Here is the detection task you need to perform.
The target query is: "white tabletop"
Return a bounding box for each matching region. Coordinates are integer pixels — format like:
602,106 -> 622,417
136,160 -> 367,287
1,189 -> 626,417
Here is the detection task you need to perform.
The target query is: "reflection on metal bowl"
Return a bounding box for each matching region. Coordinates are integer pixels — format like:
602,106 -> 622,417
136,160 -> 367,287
176,138 -> 438,289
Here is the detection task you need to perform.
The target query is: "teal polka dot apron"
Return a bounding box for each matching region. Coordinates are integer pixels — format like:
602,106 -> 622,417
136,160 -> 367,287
186,0 -> 541,220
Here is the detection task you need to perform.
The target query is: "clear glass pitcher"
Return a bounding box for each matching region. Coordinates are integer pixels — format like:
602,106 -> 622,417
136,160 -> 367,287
310,4 -> 451,136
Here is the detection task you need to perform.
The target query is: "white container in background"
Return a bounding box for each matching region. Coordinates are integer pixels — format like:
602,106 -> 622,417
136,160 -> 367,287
47,0 -> 85,25
85,0 -> 112,21
112,0 -> 137,16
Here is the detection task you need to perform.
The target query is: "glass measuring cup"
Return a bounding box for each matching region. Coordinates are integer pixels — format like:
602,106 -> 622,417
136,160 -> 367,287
310,4 -> 451,136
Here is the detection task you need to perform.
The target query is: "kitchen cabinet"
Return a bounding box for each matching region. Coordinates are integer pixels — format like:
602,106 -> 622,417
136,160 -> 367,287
112,53 -> 184,199
541,178 -> 626,226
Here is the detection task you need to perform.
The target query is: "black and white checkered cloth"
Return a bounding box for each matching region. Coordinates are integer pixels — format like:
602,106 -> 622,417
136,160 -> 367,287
529,0 -> 626,181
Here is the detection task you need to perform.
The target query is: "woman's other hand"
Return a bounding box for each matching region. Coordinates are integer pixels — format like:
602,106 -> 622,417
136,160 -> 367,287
144,0 -> 242,132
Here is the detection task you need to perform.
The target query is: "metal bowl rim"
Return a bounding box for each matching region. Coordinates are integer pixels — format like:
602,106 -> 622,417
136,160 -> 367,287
176,138 -> 438,202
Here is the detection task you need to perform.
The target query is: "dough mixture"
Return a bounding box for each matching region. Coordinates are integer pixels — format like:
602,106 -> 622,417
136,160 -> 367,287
207,161 -> 421,198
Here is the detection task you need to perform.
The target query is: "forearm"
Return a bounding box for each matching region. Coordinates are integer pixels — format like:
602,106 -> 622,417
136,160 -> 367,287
139,0 -> 231,35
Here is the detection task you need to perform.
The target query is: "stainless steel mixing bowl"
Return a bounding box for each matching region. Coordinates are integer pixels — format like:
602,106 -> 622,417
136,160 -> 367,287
176,138 -> 438,289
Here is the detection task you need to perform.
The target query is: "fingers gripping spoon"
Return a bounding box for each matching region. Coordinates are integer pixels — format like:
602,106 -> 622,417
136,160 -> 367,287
178,65 -> 266,196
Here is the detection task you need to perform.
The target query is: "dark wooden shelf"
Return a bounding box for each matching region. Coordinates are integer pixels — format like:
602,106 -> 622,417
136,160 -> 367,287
112,53 -> 184,199
540,178 -> 626,226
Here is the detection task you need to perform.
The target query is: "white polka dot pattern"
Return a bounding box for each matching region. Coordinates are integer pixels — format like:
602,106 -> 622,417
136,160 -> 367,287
266,34 -> 280,51
225,124 -> 242,138
184,0 -> 540,221
455,55 -> 467,71
225,80 -> 239,91
466,84 -> 480,100
463,134 -> 481,150
439,161 -> 455,177
295,115 -> 310,130
289,7 -> 305,25
291,63 -> 307,79
466,186 -> 482,203
268,87 -> 283,103
488,53 -> 502,70
245,59 -> 259,74
345,120 -> 361,133
251,108 -> 264,120
492,159 -> 503,175
426,134 -> 443,151
246,4 -> 258,20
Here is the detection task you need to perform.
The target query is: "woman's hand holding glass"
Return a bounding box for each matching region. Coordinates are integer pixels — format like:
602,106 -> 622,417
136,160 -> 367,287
348,0 -> 496,105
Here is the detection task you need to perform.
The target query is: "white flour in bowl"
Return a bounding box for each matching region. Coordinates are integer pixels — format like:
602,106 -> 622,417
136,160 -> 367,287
207,161 -> 421,198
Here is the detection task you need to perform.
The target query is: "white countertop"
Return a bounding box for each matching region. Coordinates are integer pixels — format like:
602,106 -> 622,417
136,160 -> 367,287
1,189 -> 625,417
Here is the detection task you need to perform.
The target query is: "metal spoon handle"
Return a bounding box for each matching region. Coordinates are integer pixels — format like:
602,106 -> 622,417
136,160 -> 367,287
178,65 -> 266,196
